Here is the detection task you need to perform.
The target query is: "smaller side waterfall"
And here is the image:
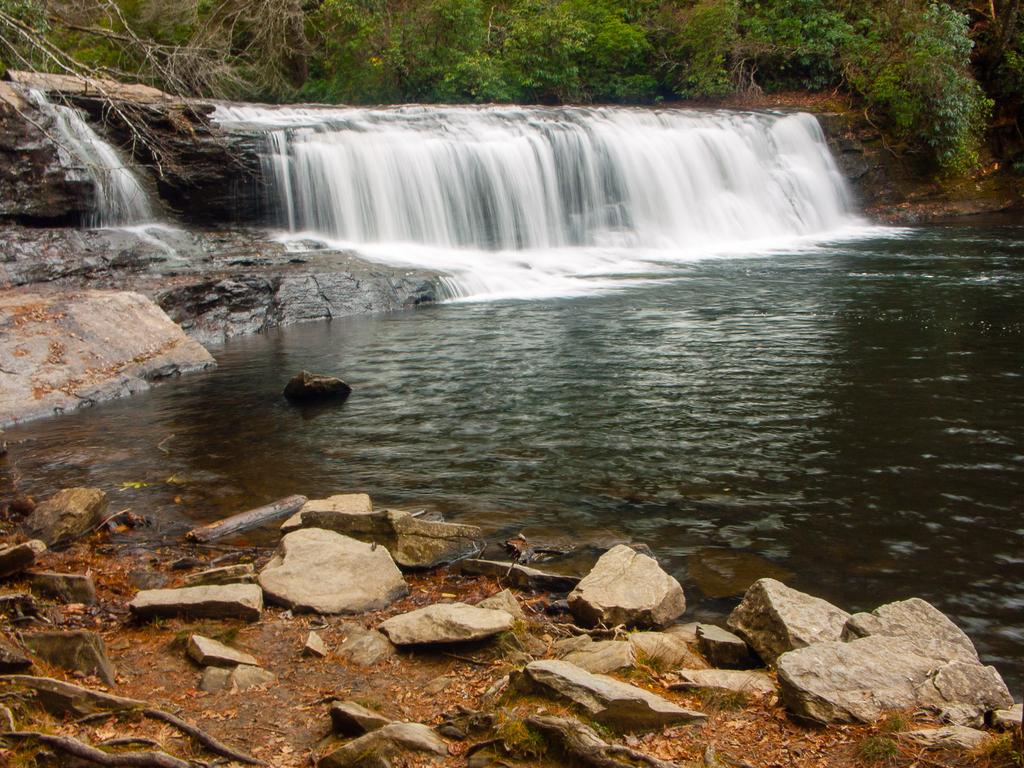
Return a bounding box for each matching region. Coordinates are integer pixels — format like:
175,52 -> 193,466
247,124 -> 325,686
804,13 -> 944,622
27,89 -> 153,227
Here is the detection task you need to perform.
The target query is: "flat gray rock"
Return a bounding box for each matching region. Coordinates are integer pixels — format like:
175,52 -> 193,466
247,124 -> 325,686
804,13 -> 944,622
776,636 -> 1012,725
318,722 -> 447,767
330,700 -> 392,735
129,583 -> 263,622
379,602 -> 514,646
259,528 -> 407,614
199,664 -> 276,692
518,659 -> 706,731
628,631 -> 706,670
387,509 -> 483,569
477,588 -> 525,619
180,563 -> 256,588
902,726 -> 991,750
668,669 -> 776,697
727,578 -> 850,666
697,624 -> 757,669
285,494 -> 383,536
29,571 -> 96,604
21,630 -> 115,687
187,635 -> 257,667
842,597 -> 980,664
560,639 -> 636,674
0,540 -> 46,579
568,545 -> 686,629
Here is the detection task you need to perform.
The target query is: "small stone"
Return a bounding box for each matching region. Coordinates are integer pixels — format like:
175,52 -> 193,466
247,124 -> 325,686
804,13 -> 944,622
379,603 -> 514,646
0,540 -> 46,579
992,703 -> 1022,731
259,529 -> 407,615
203,664 -> 276,692
423,675 -> 453,695
129,584 -> 263,622
697,624 -> 757,669
330,700 -> 392,735
181,564 -> 256,588
727,578 -> 850,666
199,666 -> 232,692
23,488 -> 108,547
668,669 -> 776,697
304,631 -> 328,658
337,625 -> 396,667
0,704 -> 14,730
0,634 -> 32,672
568,545 -> 686,629
477,589 -> 525,619
29,572 -> 97,604
21,631 -> 116,687
318,722 -> 447,767
902,726 -> 991,750
283,371 -> 351,403
187,635 -> 258,667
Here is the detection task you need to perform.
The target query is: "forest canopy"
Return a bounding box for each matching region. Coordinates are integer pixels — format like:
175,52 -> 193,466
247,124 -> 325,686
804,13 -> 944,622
1,0 -> 1022,175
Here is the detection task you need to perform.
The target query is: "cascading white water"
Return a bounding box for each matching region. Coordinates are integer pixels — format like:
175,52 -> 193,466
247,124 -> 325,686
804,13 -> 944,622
215,103 -> 867,299
28,89 -> 153,227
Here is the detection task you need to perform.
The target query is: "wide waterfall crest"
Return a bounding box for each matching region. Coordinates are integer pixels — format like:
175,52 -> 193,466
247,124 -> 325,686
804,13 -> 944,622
215,104 -> 865,299
28,89 -> 153,227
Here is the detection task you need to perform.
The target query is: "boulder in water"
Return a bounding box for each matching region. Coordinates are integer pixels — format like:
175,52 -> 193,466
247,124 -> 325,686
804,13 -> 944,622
283,371 -> 352,403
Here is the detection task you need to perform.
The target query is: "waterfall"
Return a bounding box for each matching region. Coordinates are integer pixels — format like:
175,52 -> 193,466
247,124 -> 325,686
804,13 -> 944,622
215,104 -> 866,298
28,89 -> 153,227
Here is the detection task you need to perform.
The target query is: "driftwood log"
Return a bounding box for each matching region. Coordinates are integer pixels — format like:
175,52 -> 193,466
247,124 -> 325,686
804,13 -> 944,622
185,495 -> 307,543
525,715 -> 684,768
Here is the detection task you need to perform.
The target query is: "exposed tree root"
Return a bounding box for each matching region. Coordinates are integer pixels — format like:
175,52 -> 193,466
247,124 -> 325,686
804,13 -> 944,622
0,730 -> 190,767
141,707 -> 268,766
525,714 -> 685,768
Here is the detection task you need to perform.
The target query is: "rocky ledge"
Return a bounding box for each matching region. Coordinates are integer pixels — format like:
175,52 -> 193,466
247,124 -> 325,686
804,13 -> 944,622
0,484 -> 1019,768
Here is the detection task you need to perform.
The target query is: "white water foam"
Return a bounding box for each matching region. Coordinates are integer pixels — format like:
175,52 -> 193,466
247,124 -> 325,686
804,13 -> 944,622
214,103 -> 882,299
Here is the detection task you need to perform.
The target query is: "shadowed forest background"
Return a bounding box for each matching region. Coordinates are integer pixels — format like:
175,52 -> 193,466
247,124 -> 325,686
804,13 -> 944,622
1,0 -> 1022,176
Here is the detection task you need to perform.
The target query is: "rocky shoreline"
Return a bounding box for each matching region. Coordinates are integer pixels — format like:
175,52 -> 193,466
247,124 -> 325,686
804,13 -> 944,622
0,486 -> 1020,767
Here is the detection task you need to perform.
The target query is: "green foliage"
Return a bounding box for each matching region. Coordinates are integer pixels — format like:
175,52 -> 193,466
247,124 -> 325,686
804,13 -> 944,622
654,0 -> 739,98
855,734 -> 898,765
842,2 -> 992,175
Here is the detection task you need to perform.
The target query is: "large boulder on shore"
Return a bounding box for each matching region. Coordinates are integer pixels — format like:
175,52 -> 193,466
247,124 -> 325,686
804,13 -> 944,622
516,659 -> 706,731
842,597 -> 980,664
379,602 -> 514,646
727,578 -> 850,666
23,488 -> 107,547
259,528 -> 407,614
0,290 -> 215,427
568,545 -> 686,629
776,635 -> 1012,725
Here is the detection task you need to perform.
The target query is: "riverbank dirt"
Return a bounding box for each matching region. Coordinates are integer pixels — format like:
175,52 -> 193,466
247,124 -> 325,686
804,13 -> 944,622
0,509 -> 1019,768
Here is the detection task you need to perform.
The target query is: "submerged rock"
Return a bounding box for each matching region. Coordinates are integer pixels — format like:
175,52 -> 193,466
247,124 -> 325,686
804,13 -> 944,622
568,545 -> 686,629
129,583 -> 263,622
21,630 -> 116,687
688,548 -> 794,599
776,635 -> 1012,725
387,510 -> 484,569
259,528 -> 407,614
283,371 -> 352,403
379,602 -> 514,646
24,488 -> 107,547
516,659 -> 706,731
727,578 -> 850,666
